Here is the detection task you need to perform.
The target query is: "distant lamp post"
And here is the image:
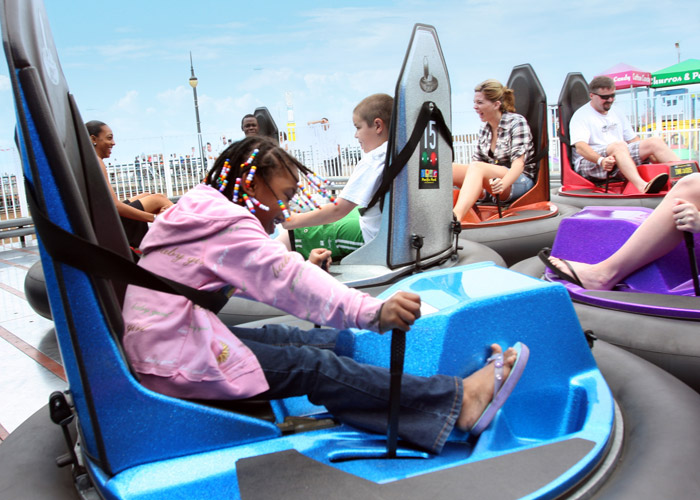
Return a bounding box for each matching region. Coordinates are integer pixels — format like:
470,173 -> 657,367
189,52 -> 205,172
675,42 -> 680,63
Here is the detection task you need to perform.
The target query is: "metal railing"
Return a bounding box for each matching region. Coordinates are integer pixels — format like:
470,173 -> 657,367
453,133 -> 480,164
1,89 -> 698,243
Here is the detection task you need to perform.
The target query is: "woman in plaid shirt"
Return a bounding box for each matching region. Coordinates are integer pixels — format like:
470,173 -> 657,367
453,80 -> 536,221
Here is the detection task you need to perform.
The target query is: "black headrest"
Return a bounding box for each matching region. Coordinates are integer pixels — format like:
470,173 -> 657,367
557,73 -> 589,143
2,0 -> 132,301
254,107 -> 279,144
507,64 -> 547,154
3,0 -> 86,198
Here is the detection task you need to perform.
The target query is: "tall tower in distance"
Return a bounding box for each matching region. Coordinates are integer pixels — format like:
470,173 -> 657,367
285,91 -> 296,142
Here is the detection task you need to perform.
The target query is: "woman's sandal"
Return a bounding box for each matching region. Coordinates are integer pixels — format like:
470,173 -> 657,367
538,247 -> 584,288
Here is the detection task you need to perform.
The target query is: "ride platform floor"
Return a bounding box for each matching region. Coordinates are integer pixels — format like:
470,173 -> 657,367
0,238 -> 65,442
3,235 -> 700,499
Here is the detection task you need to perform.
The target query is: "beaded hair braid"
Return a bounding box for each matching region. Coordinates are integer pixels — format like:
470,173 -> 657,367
205,137 -> 337,221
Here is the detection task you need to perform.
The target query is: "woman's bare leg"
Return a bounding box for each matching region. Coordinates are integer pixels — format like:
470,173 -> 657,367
129,193 -> 174,214
549,173 -> 700,289
452,162 -> 509,220
129,192 -> 152,201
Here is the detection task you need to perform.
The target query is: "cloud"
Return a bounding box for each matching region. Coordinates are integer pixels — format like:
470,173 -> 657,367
205,93 -> 257,113
302,72 -> 343,90
344,68 -> 397,94
156,86 -> 190,107
116,90 -> 139,111
238,68 -> 296,92
20,0 -> 698,159
100,41 -> 154,60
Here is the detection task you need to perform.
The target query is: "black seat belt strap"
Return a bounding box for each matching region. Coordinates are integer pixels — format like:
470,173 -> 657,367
367,101 -> 453,210
28,190 -> 229,314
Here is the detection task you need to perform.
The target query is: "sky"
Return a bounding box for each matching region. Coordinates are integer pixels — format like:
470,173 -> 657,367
0,0 -> 699,163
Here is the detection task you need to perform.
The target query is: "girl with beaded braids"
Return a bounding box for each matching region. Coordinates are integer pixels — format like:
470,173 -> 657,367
121,136 -> 526,454
204,136 -> 330,252
452,79 -> 537,221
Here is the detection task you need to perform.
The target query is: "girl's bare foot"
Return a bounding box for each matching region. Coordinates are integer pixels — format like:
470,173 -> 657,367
457,344 -> 517,431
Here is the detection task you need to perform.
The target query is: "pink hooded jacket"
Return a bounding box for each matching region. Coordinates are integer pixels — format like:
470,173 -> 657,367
122,184 -> 383,400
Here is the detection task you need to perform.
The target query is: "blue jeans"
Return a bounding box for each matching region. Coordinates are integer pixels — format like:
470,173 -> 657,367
232,324 -> 463,454
507,172 -> 535,200
481,172 -> 535,203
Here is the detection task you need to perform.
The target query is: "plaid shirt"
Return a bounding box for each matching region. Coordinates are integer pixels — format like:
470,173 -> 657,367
473,112 -> 537,180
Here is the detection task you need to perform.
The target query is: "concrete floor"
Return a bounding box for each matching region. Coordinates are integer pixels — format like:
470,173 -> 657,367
0,237 -> 65,440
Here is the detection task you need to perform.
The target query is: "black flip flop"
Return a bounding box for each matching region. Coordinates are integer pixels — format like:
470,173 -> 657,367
643,173 -> 669,194
537,248 -> 585,288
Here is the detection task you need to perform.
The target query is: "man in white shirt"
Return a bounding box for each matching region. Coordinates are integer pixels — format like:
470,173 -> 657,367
569,75 -> 677,193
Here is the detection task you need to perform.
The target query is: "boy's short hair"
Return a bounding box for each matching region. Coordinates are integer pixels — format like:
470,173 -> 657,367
353,93 -> 393,127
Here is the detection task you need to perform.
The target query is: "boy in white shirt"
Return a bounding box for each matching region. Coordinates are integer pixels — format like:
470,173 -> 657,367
279,93 -> 392,259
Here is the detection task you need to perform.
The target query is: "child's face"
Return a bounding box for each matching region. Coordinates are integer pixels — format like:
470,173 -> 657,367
353,113 -> 382,153
250,165 -> 298,234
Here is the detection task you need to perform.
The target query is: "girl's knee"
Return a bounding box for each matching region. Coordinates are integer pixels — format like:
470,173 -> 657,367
155,193 -> 173,205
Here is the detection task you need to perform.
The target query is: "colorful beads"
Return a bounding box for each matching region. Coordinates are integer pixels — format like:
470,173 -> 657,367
242,193 -> 256,214
217,159 -> 231,192
277,199 -> 291,221
243,149 -> 259,187
251,196 -> 269,212
223,147 -> 341,222
231,178 -> 241,202
296,181 -> 322,210
246,149 -> 259,165
287,173 -> 338,215
245,165 -> 257,187
304,172 -> 337,205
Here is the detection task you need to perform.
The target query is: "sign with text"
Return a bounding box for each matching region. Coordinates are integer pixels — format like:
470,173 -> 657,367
419,119 -> 439,189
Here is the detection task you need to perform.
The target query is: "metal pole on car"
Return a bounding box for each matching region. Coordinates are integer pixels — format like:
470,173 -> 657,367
684,232 -> 700,296
386,328 -> 406,457
492,178 -> 502,218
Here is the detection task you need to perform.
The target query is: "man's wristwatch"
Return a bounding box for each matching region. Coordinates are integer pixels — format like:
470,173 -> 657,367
596,157 -> 603,166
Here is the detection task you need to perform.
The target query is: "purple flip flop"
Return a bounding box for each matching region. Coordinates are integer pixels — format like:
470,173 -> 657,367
470,342 -> 530,436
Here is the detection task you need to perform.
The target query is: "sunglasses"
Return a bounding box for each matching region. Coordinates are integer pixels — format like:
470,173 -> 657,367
593,93 -> 616,101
